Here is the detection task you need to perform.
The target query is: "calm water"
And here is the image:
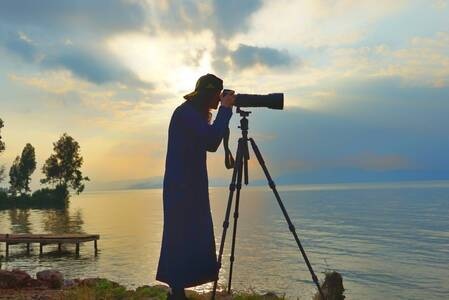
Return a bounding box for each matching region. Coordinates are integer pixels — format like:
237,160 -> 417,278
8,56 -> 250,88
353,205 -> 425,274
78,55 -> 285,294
1,181 -> 449,299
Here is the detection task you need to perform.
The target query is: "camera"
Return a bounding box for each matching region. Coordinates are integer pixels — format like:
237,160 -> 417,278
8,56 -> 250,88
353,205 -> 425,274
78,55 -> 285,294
222,89 -> 284,110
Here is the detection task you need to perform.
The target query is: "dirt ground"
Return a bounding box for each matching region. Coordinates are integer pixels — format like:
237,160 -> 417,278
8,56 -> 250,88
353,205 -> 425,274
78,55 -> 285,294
0,289 -> 65,300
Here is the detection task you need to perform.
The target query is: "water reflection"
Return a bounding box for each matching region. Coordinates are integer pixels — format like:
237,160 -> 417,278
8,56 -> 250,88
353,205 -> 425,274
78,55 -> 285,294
8,209 -> 32,233
41,208 -> 84,234
1,207 -> 85,235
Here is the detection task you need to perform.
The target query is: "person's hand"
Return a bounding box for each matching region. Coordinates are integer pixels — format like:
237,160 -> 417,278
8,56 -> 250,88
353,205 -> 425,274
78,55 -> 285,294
220,90 -> 235,108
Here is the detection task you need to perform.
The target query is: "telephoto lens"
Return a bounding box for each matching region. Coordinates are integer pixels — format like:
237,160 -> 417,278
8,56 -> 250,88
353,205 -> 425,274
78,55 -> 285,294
223,89 -> 284,110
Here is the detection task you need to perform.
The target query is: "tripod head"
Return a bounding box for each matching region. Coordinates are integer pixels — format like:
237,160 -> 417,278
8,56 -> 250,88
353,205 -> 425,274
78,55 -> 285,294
236,107 -> 251,132
236,106 -> 251,117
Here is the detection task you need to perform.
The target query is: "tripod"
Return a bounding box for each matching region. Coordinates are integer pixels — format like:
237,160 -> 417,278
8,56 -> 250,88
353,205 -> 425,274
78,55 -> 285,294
211,108 -> 325,300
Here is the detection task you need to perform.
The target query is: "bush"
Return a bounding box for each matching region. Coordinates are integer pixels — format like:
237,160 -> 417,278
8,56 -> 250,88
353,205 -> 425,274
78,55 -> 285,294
0,188 -> 7,202
0,186 -> 69,209
32,185 -> 69,203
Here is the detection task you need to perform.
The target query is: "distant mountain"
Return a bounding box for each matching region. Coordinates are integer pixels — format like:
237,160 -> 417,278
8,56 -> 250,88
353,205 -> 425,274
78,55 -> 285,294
85,169 -> 449,191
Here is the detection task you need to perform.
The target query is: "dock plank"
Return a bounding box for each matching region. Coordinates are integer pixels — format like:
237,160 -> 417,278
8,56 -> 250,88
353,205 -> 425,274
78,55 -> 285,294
0,233 -> 100,257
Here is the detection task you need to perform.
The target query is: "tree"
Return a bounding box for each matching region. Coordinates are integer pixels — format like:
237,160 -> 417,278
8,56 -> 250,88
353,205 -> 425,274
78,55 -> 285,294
19,143 -> 36,193
8,143 -> 36,196
9,156 -> 21,196
41,133 -> 89,194
0,118 -> 5,183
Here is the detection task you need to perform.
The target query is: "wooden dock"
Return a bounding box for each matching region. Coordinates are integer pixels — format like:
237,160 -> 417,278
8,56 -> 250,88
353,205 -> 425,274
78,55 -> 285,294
0,233 -> 100,257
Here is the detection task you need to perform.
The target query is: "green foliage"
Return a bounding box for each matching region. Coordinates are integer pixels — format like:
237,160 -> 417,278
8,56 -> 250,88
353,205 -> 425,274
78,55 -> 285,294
0,118 -> 4,153
41,133 -> 89,195
0,187 -> 68,209
94,278 -> 128,299
134,286 -> 168,300
0,118 -> 5,183
0,165 -> 4,184
0,188 -> 7,202
65,278 -> 129,300
32,186 -> 69,203
63,281 -> 286,300
9,156 -> 21,196
20,143 -> 36,192
8,144 -> 36,196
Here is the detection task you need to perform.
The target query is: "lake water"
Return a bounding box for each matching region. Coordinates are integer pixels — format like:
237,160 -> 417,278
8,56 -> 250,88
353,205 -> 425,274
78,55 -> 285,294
1,181 -> 449,299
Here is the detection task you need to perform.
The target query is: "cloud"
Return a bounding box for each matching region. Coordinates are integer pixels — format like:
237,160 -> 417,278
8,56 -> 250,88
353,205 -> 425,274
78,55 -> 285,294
0,0 -> 146,35
341,153 -> 412,171
143,0 -> 267,73
1,31 -> 38,62
231,0 -> 407,48
230,44 -> 293,70
325,32 -> 449,87
8,71 -> 89,95
212,0 -> 263,37
276,152 -> 412,173
146,0 -> 262,37
0,0 -> 151,89
42,46 -> 151,88
0,32 -> 152,89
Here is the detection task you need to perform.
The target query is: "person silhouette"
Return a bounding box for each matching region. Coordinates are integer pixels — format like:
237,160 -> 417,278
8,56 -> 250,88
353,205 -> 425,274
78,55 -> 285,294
156,74 -> 235,300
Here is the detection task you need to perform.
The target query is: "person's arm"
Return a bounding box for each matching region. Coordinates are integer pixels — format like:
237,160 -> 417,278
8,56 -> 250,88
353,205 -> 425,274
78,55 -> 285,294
181,105 -> 233,152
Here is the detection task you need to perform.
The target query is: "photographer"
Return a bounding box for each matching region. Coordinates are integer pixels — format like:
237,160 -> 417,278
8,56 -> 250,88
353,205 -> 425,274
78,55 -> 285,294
156,74 -> 235,300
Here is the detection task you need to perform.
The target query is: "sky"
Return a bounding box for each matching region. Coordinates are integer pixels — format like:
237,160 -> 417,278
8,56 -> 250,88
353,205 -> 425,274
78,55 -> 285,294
0,0 -> 448,191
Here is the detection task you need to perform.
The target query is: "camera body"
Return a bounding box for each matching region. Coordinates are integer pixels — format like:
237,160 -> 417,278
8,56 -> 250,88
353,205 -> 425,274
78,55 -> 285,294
223,89 -> 284,110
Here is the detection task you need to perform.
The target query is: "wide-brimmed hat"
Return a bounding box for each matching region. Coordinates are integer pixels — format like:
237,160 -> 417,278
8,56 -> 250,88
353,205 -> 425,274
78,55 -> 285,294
183,73 -> 223,100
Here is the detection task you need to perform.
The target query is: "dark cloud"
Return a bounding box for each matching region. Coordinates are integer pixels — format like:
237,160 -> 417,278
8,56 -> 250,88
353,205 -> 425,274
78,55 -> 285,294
0,0 -> 277,84
0,0 -> 146,35
149,0 -> 262,37
212,0 -> 263,37
230,44 -> 293,69
2,31 -> 37,62
0,1 -> 151,89
42,46 -> 150,88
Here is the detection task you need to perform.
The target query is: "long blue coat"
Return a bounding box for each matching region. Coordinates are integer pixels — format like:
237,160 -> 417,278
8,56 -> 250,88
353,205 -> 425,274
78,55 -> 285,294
156,101 -> 233,288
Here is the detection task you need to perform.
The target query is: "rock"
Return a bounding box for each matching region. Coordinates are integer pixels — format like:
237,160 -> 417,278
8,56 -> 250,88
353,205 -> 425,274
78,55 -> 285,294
0,270 -> 17,288
63,279 -> 77,288
0,269 -> 32,288
36,269 -> 64,289
314,271 -> 345,300
11,269 -> 32,286
26,278 -> 50,289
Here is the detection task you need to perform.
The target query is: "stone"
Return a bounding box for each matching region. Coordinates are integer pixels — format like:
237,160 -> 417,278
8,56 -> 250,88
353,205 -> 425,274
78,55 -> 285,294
36,269 -> 64,289
0,270 -> 17,289
313,271 -> 345,300
63,278 -> 77,288
0,269 -> 32,288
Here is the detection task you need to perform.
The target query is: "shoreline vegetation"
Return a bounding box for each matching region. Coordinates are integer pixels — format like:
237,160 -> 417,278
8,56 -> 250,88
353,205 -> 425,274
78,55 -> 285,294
0,268 -> 344,300
0,185 -> 69,210
0,121 -> 89,210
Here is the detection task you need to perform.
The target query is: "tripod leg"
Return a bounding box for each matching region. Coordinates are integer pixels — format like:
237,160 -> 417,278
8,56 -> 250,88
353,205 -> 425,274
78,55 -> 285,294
212,138 -> 244,300
227,139 -> 245,294
248,138 -> 326,300
243,139 -> 249,185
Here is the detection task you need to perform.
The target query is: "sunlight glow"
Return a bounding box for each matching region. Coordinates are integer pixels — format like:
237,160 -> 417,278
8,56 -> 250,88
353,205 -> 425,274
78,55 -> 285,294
106,31 -> 215,94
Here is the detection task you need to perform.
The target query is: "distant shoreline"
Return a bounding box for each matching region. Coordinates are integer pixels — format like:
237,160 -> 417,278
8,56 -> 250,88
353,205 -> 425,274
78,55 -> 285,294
81,179 -> 449,193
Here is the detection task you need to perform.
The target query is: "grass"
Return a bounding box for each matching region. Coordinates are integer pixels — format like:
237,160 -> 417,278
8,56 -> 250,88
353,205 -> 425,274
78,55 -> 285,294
62,278 -> 286,300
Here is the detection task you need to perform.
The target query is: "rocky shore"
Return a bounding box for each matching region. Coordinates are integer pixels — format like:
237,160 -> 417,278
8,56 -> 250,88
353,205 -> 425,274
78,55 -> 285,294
0,268 -> 344,300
